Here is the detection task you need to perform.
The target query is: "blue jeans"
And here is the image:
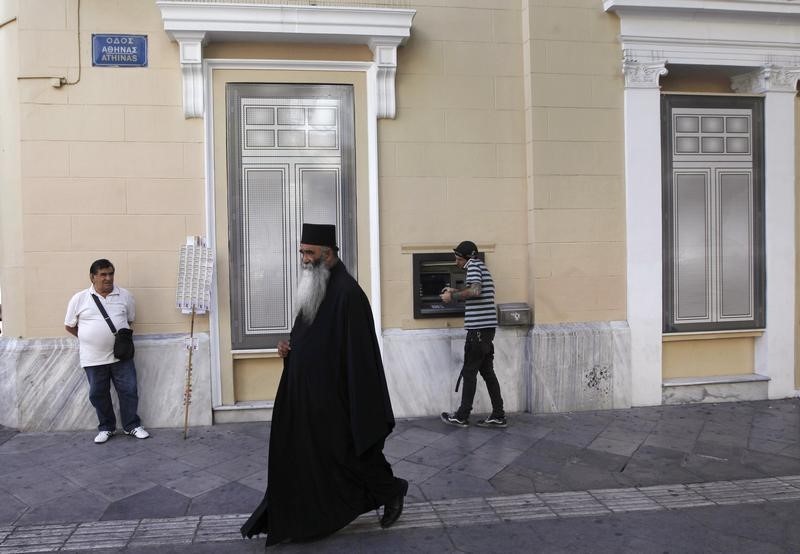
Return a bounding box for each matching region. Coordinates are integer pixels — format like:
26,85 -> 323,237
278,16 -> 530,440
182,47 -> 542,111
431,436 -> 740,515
84,358 -> 141,432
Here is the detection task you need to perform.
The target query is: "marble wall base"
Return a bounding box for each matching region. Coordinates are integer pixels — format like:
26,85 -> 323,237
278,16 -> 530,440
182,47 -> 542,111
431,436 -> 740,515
531,321 -> 631,413
382,327 -> 529,419
0,338 -> 21,428
662,374 -> 770,405
2,322 -> 634,430
0,334 -> 212,431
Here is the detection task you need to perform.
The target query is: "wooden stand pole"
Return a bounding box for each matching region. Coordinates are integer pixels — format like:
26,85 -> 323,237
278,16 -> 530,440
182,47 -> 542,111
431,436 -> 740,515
182,309 -> 195,440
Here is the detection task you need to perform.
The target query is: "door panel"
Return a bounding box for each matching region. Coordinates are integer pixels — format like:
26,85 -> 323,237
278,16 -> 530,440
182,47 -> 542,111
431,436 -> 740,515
674,171 -> 711,322
227,84 -> 356,350
662,96 -> 764,332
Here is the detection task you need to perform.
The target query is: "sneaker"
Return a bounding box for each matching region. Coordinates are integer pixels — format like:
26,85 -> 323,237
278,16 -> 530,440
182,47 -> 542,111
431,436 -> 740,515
125,426 -> 150,439
440,412 -> 468,427
94,430 -> 113,444
476,416 -> 508,428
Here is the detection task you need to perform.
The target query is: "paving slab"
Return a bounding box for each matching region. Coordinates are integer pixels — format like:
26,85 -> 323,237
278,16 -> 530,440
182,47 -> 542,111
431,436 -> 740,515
383,436 -> 428,458
405,444 -> 466,469
165,470 -> 229,498
236,471 -> 266,494
14,489 -> 108,526
449,453 -> 508,480
488,466 -> 537,495
558,460 -> 634,492
101,485 -> 191,522
0,491 -> 26,525
204,452 -> 267,482
187,482 -> 264,517
1,466 -> 81,506
419,468 -> 498,500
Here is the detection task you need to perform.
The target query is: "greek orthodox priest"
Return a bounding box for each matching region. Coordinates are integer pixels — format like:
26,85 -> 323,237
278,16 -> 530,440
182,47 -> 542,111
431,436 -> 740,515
241,223 -> 408,547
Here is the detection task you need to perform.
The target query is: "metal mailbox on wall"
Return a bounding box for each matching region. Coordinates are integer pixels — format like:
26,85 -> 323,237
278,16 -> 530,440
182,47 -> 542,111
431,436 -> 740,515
497,303 -> 532,326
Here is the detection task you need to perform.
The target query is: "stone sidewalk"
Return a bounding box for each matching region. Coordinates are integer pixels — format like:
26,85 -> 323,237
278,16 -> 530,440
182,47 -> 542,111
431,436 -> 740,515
1,399 -> 799,551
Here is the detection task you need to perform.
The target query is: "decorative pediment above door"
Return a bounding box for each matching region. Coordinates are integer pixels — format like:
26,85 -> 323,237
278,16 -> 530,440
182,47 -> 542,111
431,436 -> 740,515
157,1 -> 415,118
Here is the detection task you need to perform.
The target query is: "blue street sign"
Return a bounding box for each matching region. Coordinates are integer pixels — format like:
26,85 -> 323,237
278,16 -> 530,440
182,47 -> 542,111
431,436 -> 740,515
92,34 -> 147,67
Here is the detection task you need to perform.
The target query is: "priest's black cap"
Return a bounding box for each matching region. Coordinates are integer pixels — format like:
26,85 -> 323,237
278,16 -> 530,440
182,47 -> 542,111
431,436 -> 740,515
301,223 -> 338,250
453,240 -> 478,259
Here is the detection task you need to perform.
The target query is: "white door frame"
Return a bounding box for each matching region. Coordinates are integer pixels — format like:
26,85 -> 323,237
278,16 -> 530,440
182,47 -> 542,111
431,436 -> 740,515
203,58 -> 384,408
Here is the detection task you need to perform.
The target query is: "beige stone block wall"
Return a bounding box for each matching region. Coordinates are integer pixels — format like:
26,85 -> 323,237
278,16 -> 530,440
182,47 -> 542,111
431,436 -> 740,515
525,2 -> 626,324
234,357 -> 283,402
24,178 -> 126,214
133,288 -> 187,327
381,3 -> 527,329
21,104 -> 125,142
14,0 -> 203,338
662,335 -> 756,379
21,142 -> 69,177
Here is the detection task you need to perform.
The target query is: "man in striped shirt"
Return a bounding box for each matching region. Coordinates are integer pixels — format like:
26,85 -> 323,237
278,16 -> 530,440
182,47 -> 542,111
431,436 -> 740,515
439,241 -> 507,428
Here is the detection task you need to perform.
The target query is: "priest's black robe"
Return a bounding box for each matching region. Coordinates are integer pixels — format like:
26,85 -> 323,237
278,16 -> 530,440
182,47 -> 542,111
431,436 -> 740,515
241,261 -> 398,546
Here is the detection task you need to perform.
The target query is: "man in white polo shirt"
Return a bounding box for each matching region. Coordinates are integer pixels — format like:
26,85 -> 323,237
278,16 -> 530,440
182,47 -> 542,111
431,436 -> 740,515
65,259 -> 150,444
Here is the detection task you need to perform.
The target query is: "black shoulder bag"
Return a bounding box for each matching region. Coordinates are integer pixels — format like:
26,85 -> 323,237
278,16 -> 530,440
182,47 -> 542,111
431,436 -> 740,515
91,293 -> 135,361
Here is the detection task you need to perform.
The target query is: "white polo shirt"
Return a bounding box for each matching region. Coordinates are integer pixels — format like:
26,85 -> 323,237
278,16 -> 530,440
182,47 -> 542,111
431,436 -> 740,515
65,285 -> 135,367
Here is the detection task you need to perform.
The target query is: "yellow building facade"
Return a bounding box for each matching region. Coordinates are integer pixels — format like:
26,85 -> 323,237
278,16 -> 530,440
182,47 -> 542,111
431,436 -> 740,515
0,0 -> 798,430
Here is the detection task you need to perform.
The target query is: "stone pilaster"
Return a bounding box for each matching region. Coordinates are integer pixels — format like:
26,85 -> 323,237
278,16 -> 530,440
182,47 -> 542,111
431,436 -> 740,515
732,64 -> 799,398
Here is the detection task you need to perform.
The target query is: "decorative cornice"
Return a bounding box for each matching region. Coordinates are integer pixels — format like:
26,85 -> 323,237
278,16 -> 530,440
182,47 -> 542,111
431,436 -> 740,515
157,1 -> 415,119
731,65 -> 800,94
622,59 -> 668,89
606,0 -> 800,70
157,1 -> 415,43
605,0 -> 800,17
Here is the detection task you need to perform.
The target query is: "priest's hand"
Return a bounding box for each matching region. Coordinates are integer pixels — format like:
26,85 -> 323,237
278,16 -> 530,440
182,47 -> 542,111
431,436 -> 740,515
277,340 -> 291,358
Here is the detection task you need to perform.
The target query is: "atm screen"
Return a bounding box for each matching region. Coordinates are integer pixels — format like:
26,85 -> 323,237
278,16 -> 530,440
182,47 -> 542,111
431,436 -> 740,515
420,273 -> 450,297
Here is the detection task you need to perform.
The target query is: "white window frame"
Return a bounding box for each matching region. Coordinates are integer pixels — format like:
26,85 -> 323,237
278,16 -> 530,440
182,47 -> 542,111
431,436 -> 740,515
604,0 -> 800,403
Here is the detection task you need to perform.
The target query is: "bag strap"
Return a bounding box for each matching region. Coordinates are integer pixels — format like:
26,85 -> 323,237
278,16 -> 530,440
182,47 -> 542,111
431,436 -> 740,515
90,293 -> 118,335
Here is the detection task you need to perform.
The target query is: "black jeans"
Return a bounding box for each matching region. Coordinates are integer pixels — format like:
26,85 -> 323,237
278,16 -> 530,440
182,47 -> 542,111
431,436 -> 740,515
455,328 -> 504,420
84,358 -> 142,432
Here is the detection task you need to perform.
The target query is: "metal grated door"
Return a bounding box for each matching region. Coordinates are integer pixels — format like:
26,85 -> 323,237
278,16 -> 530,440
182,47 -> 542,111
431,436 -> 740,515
226,84 -> 356,350
664,98 -> 764,332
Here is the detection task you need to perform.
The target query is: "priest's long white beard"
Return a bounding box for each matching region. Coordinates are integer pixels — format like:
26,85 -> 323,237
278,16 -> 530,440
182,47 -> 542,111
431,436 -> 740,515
295,260 -> 330,324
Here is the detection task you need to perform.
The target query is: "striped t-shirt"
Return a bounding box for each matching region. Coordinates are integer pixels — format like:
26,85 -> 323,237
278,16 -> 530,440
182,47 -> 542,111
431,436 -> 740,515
463,257 -> 497,329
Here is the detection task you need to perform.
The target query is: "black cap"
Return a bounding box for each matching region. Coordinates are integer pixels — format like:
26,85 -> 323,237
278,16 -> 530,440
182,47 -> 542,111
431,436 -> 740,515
301,223 -> 338,249
453,240 -> 478,259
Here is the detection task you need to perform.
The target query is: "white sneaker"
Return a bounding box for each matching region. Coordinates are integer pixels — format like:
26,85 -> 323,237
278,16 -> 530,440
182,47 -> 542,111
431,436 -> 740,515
94,430 -> 113,444
125,426 -> 150,439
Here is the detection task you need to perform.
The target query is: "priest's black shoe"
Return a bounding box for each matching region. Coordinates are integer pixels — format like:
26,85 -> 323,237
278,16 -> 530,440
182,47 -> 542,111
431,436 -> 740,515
380,478 -> 409,529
